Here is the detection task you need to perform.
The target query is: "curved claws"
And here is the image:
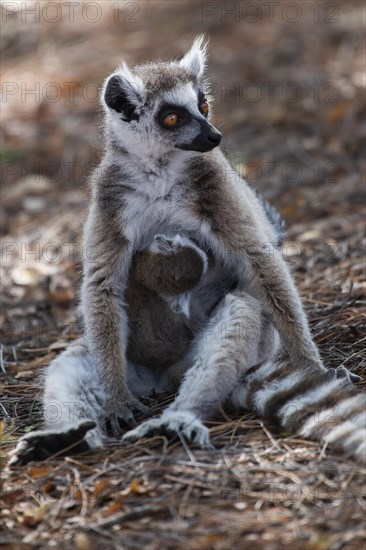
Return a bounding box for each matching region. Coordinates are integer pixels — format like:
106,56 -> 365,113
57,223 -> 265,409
124,410 -> 138,428
105,399 -> 150,436
105,411 -> 136,436
134,402 -> 151,416
334,365 -> 362,384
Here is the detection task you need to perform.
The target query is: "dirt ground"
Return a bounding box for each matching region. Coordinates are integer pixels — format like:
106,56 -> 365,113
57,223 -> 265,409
1,1 -> 365,549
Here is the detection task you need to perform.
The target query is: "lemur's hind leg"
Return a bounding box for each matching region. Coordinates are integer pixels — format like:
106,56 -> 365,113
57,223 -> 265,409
123,290 -> 280,447
9,339 -> 106,465
42,338 -> 106,439
9,338 -> 154,466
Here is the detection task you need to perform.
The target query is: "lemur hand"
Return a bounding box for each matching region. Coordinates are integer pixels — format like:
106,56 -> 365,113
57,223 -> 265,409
103,392 -> 150,437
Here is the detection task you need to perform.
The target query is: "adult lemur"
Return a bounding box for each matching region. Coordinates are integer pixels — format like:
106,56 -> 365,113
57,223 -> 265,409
10,37 -> 365,465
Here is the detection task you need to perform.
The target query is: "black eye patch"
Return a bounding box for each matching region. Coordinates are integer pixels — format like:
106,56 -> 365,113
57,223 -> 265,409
198,90 -> 206,104
198,89 -> 208,117
157,103 -> 192,129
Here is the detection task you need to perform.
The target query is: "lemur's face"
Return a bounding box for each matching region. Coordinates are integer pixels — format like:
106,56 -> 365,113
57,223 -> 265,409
102,36 -> 222,156
154,82 -> 221,153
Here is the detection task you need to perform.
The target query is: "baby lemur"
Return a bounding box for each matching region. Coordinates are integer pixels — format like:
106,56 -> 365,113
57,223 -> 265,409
10,37 -> 365,466
126,234 -> 208,369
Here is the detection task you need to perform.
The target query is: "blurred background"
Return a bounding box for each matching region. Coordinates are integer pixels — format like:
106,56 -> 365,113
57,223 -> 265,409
1,0 -> 365,367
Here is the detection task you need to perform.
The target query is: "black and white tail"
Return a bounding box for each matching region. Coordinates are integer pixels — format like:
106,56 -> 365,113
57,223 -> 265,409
232,356 -> 366,463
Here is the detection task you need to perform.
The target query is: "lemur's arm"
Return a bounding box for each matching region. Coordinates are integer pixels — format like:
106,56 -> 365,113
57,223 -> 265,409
80,200 -> 146,432
131,235 -> 207,296
247,244 -> 323,368
193,157 -> 323,371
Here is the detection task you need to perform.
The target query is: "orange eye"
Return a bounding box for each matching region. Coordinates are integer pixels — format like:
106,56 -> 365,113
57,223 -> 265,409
200,101 -> 209,115
164,113 -> 179,126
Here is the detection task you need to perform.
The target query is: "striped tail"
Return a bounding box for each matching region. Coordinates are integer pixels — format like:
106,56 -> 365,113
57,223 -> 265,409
232,355 -> 366,463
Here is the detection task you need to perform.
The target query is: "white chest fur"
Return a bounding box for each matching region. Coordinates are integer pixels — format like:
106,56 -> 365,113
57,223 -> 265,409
121,156 -> 199,247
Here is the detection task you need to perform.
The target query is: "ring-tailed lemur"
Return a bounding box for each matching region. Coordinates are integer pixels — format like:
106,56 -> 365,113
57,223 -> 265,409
9,37 -> 365,466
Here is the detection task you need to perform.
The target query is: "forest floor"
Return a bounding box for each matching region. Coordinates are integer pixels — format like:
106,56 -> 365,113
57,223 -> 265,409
1,2 -> 365,549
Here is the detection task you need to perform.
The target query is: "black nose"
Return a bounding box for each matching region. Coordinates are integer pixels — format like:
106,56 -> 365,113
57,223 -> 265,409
181,123 -> 222,153
207,131 -> 222,146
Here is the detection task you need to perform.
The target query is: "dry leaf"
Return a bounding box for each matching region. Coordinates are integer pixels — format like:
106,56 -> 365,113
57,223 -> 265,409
129,479 -> 141,493
92,479 -> 108,498
11,352 -> 55,372
299,230 -> 321,242
21,506 -> 47,527
48,341 -> 68,351
103,501 -> 123,516
234,502 -> 247,510
48,288 -> 75,303
0,418 -> 7,438
324,101 -> 350,123
11,267 -> 42,286
72,488 -> 83,501
74,533 -> 93,550
15,371 -> 34,379
43,482 -> 56,494
27,465 -> 51,479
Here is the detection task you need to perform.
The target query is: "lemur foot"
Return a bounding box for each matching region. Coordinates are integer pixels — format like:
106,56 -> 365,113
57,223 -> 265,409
8,420 -> 97,467
332,365 -> 362,384
122,410 -> 213,449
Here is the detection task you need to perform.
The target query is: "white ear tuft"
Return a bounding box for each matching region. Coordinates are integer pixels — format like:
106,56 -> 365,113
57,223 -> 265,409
179,35 -> 208,78
117,61 -> 144,98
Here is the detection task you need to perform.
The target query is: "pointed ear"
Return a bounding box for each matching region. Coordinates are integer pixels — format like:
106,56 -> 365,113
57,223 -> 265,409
102,62 -> 144,121
179,35 -> 208,78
